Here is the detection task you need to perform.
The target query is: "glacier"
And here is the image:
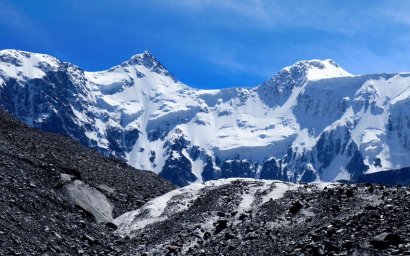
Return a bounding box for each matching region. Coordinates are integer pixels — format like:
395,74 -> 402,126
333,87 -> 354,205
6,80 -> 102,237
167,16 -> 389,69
0,49 -> 409,186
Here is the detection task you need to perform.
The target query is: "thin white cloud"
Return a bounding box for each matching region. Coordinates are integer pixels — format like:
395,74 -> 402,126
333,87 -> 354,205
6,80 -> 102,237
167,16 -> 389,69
0,1 -> 55,51
152,0 -> 410,34
166,0 -> 272,22
201,47 -> 276,80
0,2 -> 27,29
376,1 -> 410,26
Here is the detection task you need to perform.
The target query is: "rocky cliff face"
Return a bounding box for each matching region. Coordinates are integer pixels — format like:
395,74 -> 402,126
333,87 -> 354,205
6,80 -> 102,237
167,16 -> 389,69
1,49 -> 410,186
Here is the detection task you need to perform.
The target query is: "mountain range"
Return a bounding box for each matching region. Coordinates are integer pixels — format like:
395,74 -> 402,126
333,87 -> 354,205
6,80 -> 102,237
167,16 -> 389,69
1,49 -> 409,186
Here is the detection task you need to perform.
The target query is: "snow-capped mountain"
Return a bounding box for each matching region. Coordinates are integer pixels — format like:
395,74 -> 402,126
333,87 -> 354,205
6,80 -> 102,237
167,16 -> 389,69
1,49 -> 409,186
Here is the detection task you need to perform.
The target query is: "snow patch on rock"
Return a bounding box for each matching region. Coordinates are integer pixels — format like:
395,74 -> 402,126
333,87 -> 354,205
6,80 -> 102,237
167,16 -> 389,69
61,180 -> 114,223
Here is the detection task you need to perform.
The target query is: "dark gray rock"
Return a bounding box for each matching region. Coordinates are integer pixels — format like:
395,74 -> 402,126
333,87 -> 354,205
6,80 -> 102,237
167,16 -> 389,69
289,201 -> 303,214
370,232 -> 401,249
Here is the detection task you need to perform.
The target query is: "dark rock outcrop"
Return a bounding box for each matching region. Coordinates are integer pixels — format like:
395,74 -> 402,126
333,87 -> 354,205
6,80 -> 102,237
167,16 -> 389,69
0,109 -> 175,255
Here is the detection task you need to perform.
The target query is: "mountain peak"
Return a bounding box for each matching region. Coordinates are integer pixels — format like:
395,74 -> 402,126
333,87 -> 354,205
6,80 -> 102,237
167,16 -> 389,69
257,59 -> 353,106
282,59 -> 352,81
127,50 -> 160,67
122,50 -> 173,78
129,50 -> 154,61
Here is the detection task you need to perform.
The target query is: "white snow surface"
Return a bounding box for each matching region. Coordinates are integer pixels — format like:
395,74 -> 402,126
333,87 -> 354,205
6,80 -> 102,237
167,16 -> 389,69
1,49 -> 410,183
282,59 -> 352,81
0,49 -> 60,80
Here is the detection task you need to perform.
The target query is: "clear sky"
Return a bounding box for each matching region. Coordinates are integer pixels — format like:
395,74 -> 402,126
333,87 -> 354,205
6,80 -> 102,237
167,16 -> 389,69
1,0 -> 410,89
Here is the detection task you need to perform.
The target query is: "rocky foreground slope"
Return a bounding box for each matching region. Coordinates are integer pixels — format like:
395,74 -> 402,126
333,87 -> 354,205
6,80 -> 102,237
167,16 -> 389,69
0,110 -> 175,255
112,179 -> 410,256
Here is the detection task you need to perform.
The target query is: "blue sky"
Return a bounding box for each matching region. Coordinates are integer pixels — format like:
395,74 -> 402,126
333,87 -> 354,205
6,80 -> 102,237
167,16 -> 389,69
1,0 -> 410,89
